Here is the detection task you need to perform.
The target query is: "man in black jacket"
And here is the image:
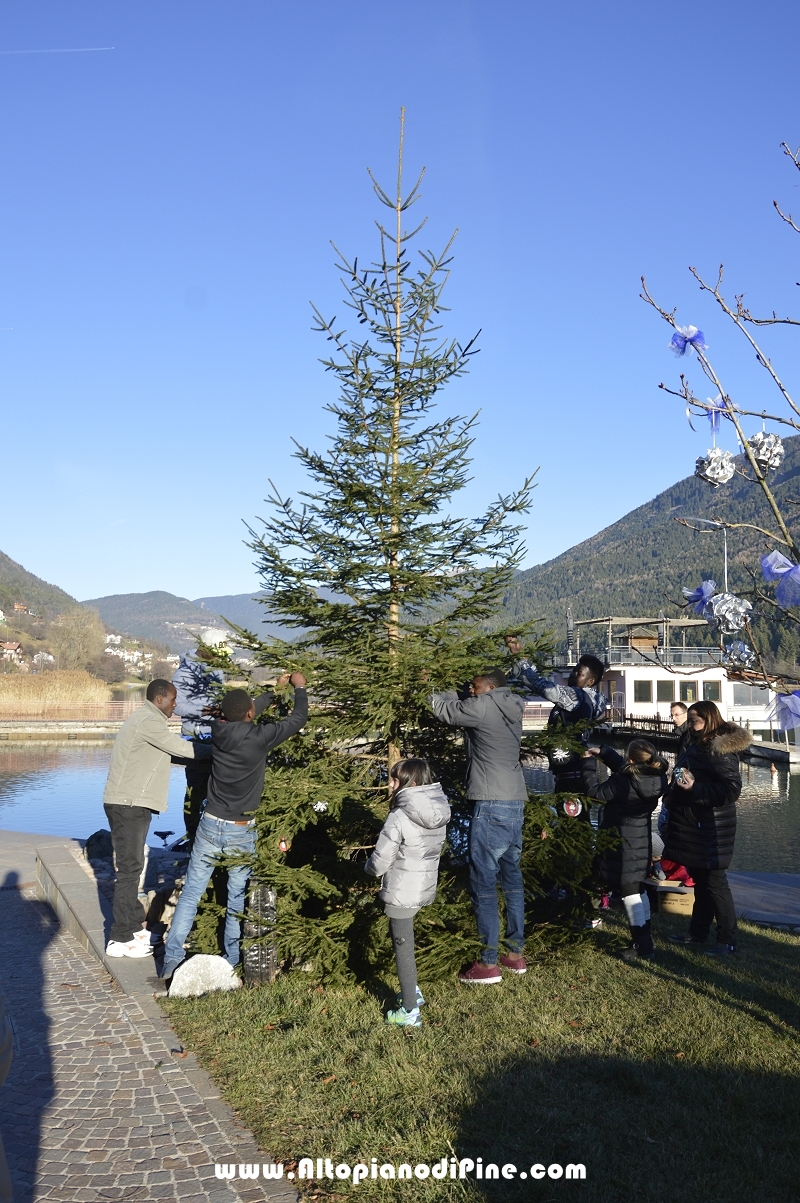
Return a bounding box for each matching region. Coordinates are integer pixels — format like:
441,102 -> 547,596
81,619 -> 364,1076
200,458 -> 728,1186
160,674 -> 307,978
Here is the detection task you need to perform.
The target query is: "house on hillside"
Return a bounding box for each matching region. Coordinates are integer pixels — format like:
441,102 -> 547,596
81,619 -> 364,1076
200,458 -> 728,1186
0,609 -> 5,624
1,641 -> 25,666
13,602 -> 28,615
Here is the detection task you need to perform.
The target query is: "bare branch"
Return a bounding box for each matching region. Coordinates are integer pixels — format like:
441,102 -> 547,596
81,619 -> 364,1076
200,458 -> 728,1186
674,516 -> 791,547
689,266 -> 800,420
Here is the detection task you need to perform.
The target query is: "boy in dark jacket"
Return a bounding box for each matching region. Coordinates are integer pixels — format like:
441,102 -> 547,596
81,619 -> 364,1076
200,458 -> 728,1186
160,674 -> 307,978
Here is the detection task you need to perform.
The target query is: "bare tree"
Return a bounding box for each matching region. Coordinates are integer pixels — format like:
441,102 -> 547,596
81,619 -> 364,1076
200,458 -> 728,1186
49,609 -> 105,671
641,142 -> 800,691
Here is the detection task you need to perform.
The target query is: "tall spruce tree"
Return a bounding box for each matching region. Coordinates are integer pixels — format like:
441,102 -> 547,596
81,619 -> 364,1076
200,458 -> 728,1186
222,114 -> 605,983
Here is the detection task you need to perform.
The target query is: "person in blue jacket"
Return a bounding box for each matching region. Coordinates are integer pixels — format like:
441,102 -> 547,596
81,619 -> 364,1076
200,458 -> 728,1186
172,645 -> 224,842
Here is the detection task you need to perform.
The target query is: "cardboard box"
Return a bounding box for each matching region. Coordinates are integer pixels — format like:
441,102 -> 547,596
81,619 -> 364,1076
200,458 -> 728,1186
658,887 -> 695,916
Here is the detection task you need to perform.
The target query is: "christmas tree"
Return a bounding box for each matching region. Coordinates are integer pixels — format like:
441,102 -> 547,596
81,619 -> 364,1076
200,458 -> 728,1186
219,113 -> 606,983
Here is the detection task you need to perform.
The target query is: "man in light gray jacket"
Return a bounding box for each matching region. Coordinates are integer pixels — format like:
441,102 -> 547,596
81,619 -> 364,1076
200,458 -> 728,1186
432,668 -> 528,985
102,678 -> 210,959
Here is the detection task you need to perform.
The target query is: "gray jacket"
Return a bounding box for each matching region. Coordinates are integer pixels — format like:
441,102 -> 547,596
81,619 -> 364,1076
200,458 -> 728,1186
365,783 -> 451,910
432,687 -> 527,800
103,701 -> 200,813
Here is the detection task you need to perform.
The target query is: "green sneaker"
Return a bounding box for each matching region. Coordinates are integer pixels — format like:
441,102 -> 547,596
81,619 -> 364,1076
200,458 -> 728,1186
386,1006 -> 422,1027
395,987 -> 425,1008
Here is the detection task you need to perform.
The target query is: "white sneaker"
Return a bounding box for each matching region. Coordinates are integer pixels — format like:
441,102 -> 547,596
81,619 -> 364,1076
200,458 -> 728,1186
106,939 -> 154,959
133,928 -> 162,946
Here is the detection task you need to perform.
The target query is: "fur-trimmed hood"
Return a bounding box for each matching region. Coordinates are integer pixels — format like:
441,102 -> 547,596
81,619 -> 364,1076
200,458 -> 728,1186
709,724 -> 752,756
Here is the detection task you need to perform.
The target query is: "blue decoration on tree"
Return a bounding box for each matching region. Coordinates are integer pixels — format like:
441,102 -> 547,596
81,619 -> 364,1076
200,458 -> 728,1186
669,325 -> 708,357
761,550 -> 800,608
682,580 -> 717,616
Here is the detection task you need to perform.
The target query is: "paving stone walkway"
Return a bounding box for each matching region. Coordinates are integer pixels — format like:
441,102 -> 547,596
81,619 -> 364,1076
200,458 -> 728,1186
0,881 -> 294,1203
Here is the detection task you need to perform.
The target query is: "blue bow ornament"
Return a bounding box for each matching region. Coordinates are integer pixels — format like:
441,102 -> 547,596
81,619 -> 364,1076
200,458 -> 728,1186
669,325 -> 708,357
770,691 -> 800,732
682,580 -> 716,616
761,550 -> 800,608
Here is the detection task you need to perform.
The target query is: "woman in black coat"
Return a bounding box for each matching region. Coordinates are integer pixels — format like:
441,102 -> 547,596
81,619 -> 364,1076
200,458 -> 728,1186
663,699 -> 749,956
582,738 -> 668,960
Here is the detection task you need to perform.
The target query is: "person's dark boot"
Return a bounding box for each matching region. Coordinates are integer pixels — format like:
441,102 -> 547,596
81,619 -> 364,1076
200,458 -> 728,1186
619,924 -> 655,962
637,919 -> 655,957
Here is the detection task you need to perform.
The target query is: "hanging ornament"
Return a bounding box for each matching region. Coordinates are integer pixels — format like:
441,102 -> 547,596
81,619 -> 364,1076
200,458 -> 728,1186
761,550 -> 800,607
722,641 -> 757,669
562,799 -> 583,818
749,431 -> 784,472
278,838 -> 290,852
682,580 -> 717,616
706,394 -> 730,436
769,691 -> 800,732
312,801 -> 328,813
706,592 -> 752,635
695,448 -> 735,487
669,325 -> 708,358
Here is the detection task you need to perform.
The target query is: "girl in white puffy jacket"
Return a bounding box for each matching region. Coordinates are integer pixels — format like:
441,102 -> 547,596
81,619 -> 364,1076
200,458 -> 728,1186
365,758 -> 451,1027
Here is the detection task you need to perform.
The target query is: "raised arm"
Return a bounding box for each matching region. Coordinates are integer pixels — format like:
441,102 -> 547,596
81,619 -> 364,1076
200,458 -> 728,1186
514,660 -> 580,711
431,690 -> 488,729
257,676 -> 309,752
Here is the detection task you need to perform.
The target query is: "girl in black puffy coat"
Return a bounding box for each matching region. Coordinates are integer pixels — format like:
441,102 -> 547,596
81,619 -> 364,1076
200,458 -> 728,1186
663,700 -> 749,956
582,739 -> 668,960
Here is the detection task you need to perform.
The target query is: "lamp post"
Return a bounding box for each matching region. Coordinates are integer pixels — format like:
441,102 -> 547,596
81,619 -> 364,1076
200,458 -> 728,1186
683,516 -> 728,592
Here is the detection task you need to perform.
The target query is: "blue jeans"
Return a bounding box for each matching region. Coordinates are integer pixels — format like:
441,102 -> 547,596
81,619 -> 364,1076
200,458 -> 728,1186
469,799 -> 526,964
164,813 -> 256,967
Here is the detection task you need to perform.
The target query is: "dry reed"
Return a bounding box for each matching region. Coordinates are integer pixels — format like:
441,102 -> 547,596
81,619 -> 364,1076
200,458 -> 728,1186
0,670 -> 111,717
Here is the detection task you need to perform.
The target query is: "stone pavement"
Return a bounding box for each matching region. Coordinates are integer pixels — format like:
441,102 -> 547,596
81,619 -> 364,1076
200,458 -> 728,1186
0,839 -> 297,1203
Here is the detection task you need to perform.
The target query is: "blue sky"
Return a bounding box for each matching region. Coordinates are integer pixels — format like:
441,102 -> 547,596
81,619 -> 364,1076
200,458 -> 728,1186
2,1 -> 799,602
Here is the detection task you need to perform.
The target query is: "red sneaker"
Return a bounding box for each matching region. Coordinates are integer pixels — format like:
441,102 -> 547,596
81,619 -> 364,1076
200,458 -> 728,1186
458,961 -> 502,985
499,953 -> 527,975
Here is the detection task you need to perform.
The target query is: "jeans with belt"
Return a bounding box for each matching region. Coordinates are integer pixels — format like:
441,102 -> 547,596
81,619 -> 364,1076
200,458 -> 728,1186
164,812 -> 257,966
468,799 -> 526,964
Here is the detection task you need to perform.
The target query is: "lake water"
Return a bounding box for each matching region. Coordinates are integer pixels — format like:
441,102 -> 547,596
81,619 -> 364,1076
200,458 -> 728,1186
0,746 -> 798,871
0,746 -> 188,847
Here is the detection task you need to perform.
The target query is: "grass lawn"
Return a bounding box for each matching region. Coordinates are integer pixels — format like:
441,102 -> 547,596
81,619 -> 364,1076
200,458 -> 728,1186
162,909 -> 800,1203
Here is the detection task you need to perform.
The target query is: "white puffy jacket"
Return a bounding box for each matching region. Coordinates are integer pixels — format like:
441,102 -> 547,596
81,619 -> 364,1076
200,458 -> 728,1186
365,783 -> 451,909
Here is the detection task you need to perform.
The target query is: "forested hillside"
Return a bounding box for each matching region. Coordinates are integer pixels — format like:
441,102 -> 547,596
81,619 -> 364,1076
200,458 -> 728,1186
502,435 -> 800,670
0,550 -> 80,618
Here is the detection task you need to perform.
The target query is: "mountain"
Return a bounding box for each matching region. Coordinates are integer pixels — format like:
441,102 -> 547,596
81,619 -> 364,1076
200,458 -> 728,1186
193,592 -> 286,637
501,434 -> 800,668
81,590 -> 224,652
83,590 -> 289,652
0,550 -> 80,619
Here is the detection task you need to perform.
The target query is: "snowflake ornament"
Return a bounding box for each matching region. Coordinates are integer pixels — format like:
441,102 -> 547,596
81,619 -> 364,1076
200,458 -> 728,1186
695,448 -> 735,487
749,431 -> 784,472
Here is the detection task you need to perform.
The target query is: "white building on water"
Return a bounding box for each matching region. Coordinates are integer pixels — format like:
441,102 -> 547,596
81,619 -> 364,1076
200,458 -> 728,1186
525,614 -> 780,742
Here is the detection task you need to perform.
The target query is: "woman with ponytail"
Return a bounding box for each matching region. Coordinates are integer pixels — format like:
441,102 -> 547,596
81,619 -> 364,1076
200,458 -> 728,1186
582,738 -> 668,960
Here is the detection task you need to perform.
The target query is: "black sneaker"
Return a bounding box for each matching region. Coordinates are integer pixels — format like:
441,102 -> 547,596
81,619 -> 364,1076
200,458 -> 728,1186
668,933 -> 705,945
704,943 -> 736,957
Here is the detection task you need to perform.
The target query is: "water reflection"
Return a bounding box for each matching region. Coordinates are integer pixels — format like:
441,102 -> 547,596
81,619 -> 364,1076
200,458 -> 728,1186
0,746 -> 187,845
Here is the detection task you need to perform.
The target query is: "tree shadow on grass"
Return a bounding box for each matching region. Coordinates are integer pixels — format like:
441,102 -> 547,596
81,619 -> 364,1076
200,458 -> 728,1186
456,922 -> 800,1203
455,1048 -> 800,1203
